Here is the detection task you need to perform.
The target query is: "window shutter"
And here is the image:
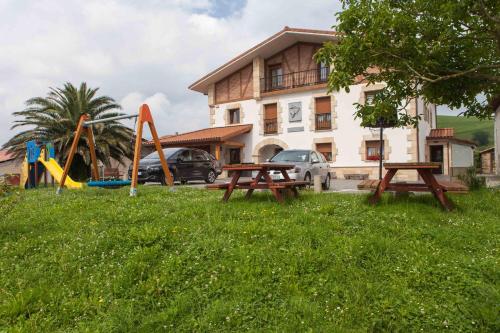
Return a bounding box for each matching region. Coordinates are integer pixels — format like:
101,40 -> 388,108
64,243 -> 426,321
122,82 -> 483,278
264,103 -> 277,119
315,96 -> 331,114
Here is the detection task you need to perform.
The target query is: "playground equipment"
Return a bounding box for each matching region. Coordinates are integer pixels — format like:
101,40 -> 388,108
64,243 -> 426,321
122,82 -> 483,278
20,140 -> 83,189
57,103 -> 173,196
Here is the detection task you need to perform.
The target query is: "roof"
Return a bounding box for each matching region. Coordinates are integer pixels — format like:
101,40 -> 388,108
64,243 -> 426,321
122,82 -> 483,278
189,26 -> 338,94
428,128 -> 454,139
147,124 -> 253,146
479,147 -> 495,154
427,128 -> 477,146
0,150 -> 16,163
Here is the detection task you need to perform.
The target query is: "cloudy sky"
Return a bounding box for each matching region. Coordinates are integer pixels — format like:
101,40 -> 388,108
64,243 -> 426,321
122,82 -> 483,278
0,0 -> 458,146
0,0 -> 346,145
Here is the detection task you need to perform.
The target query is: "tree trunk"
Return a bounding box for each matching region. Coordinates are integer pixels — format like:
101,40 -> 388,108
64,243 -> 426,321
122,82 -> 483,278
495,105 -> 500,175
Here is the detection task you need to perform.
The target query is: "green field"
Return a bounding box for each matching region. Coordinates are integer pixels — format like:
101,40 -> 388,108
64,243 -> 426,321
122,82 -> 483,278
437,115 -> 494,150
1,187 -> 499,332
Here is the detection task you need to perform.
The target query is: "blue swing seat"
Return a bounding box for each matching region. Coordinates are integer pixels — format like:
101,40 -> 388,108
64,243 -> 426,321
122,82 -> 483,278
87,180 -> 132,188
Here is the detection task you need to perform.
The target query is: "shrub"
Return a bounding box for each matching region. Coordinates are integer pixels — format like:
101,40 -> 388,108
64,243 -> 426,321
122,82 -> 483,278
458,167 -> 486,190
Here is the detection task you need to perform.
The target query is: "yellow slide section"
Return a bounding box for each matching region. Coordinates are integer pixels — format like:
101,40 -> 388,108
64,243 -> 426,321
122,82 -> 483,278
19,158 -> 29,189
38,158 -> 83,189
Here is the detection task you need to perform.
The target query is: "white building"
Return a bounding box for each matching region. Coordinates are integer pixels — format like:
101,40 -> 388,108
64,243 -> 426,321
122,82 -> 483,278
164,27 -> 439,180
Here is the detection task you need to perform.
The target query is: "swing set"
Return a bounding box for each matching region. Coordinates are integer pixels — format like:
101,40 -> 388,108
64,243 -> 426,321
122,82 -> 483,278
57,104 -> 174,196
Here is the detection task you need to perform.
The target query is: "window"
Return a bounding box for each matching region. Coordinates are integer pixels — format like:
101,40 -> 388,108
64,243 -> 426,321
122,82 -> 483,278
264,103 -> 278,134
192,150 -> 207,161
270,65 -> 283,89
228,108 -> 240,124
310,151 -> 321,163
365,91 -> 379,105
366,140 -> 384,161
177,149 -> 192,162
315,96 -> 332,130
316,143 -> 333,161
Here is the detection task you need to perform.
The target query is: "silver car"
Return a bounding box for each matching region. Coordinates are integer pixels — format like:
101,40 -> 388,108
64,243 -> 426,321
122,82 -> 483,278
263,149 -> 332,190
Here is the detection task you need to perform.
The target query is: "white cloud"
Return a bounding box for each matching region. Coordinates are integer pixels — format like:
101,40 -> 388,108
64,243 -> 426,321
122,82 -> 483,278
0,0 -> 342,146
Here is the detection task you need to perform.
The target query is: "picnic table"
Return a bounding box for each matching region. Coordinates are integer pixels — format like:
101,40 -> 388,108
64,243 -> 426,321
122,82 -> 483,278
206,163 -> 309,203
363,162 -> 468,211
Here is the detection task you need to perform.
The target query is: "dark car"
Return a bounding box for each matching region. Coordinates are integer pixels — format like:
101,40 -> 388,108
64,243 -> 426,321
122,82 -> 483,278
129,148 -> 221,185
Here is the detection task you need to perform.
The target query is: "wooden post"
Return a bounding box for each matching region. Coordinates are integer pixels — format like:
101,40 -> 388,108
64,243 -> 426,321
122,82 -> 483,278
57,115 -> 87,194
215,144 -> 221,160
130,112 -> 144,197
86,126 -> 100,181
148,117 -> 173,186
313,175 -> 322,193
130,104 -> 173,197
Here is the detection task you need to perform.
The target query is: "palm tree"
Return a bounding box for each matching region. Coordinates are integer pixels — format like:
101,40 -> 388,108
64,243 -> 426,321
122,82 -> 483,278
2,82 -> 134,180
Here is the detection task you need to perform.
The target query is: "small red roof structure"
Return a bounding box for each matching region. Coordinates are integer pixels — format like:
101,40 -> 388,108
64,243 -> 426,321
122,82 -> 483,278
428,128 -> 455,139
427,128 -> 476,146
147,124 -> 253,146
0,150 -> 16,163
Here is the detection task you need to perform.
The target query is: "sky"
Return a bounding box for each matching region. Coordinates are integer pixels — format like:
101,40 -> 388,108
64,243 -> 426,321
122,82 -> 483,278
0,0 -> 458,146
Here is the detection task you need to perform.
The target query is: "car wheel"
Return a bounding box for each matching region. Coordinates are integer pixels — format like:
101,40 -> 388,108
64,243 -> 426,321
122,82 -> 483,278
303,172 -> 311,188
322,174 -> 331,190
205,169 -> 217,184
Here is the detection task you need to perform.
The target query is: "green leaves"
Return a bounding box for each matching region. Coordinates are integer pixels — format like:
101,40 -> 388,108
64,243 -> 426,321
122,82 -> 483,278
316,0 -> 500,125
2,82 -> 134,180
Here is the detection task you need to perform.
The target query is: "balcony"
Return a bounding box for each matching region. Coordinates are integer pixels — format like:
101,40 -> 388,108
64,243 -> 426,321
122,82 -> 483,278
264,118 -> 278,134
260,67 -> 329,93
315,113 -> 332,130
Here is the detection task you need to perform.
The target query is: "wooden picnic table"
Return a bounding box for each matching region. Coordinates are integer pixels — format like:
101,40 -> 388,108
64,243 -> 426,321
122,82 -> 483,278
206,163 -> 309,203
367,162 -> 466,211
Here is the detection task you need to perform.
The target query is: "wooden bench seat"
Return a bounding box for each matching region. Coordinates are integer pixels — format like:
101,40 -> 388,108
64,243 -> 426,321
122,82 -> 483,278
357,179 -> 468,193
206,180 -> 254,190
438,181 -> 469,193
269,180 -> 310,189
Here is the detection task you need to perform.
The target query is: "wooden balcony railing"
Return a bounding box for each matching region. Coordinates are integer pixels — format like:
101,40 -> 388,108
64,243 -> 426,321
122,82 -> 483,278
261,67 -> 329,93
264,118 -> 278,134
315,113 -> 332,130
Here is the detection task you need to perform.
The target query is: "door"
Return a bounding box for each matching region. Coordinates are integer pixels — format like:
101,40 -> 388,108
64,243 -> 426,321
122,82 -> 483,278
176,149 -> 194,179
430,145 -> 444,174
192,149 -> 211,179
310,151 -> 323,180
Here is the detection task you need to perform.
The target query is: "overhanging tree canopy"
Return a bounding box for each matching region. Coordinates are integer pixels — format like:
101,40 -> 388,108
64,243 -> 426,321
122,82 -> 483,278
315,0 -> 500,128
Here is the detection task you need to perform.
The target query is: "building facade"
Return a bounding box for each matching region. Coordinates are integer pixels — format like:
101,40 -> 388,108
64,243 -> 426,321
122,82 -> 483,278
187,27 -> 438,180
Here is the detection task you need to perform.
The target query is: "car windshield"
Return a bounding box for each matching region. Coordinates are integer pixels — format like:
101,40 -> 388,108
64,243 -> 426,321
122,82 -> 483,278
270,150 -> 309,163
144,148 -> 179,160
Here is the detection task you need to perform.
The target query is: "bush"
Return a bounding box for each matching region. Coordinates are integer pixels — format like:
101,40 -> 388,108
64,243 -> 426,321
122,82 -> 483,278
458,167 -> 486,190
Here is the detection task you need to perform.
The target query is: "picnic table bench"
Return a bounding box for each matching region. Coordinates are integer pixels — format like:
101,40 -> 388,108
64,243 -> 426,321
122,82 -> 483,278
206,163 -> 309,203
363,162 -> 468,211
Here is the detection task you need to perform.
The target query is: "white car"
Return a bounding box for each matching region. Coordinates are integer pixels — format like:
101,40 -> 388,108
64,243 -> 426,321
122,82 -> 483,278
258,149 -> 332,190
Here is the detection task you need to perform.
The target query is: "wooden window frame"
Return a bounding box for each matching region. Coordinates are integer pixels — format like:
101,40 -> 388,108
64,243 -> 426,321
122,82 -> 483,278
365,140 -> 384,161
228,108 -> 240,124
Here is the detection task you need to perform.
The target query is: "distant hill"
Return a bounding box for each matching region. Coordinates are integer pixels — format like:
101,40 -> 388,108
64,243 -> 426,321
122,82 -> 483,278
436,115 -> 494,150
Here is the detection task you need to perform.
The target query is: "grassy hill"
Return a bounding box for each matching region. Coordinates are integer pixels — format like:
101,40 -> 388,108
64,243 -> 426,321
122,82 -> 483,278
437,115 -> 494,150
1,187 -> 499,331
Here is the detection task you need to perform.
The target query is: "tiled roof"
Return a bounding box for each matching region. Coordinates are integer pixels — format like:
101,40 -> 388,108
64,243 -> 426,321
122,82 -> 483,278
0,150 -> 16,163
147,124 -> 252,146
428,128 -> 454,138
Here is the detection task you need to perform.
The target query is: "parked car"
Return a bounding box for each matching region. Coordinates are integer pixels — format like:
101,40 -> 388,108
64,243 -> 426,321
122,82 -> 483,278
129,147 -> 221,185
264,149 -> 332,190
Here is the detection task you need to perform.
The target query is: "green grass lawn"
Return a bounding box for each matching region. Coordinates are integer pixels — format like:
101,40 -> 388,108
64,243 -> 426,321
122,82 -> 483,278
437,115 -> 494,150
1,187 -> 499,332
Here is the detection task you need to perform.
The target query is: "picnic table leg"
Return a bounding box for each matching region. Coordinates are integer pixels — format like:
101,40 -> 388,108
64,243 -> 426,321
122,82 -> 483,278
280,169 -> 299,198
245,170 -> 264,199
262,172 -> 284,203
222,170 -> 241,202
369,168 -> 397,205
417,169 -> 453,211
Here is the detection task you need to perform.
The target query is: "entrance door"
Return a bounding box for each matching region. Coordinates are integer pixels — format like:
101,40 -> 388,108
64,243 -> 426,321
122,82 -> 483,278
430,145 -> 444,174
229,148 -> 241,164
